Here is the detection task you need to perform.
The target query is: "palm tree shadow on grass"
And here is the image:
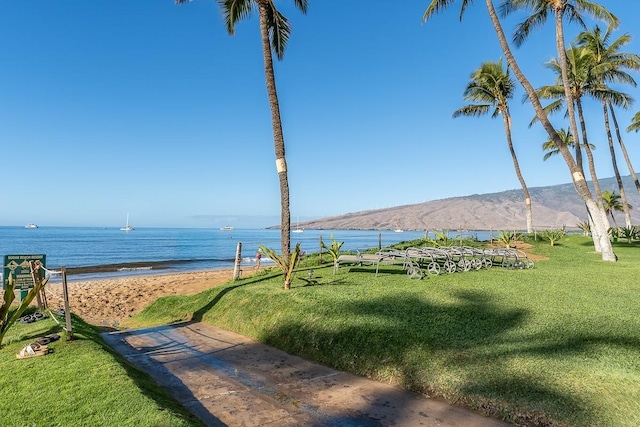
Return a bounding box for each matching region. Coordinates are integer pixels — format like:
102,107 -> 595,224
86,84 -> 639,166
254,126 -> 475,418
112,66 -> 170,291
191,273 -> 279,323
261,289 -> 602,425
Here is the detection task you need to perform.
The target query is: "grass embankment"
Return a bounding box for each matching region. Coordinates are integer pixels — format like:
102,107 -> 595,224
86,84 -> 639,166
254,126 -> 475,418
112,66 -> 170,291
132,236 -> 640,427
0,315 -> 204,426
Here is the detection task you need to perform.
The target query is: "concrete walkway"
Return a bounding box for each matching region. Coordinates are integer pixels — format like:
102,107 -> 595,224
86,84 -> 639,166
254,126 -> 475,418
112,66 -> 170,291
101,323 -> 512,427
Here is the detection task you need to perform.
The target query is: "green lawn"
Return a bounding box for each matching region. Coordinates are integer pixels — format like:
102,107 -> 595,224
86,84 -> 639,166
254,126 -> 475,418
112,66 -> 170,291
133,235 -> 640,427
0,314 -> 204,426
1,235 -> 638,426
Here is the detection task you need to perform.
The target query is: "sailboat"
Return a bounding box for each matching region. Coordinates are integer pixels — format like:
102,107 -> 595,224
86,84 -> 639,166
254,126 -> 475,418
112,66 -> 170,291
292,217 -> 303,233
120,213 -> 134,231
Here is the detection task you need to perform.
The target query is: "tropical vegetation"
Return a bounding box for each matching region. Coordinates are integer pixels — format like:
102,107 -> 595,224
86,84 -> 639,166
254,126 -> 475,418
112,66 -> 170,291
424,0 -> 621,262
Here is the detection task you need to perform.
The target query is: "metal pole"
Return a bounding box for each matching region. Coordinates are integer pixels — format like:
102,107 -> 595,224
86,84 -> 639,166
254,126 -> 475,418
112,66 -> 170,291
61,266 -> 74,340
233,242 -> 243,280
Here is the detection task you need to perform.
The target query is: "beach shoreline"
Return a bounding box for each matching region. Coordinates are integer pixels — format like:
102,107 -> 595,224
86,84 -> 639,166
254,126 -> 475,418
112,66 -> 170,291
43,268 -> 242,326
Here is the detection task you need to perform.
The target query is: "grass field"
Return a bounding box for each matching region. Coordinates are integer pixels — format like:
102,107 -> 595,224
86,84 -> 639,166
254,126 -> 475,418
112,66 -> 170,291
1,235 -> 639,426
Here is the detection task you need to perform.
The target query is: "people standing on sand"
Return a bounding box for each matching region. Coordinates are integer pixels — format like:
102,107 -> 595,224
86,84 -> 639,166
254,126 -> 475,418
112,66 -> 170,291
255,250 -> 262,269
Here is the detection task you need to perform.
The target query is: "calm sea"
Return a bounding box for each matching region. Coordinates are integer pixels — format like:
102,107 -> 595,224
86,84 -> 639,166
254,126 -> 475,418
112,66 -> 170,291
1,227 -> 483,282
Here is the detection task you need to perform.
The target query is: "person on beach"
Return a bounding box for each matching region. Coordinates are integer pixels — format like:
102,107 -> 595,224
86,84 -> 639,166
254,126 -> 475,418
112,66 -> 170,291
255,250 -> 262,269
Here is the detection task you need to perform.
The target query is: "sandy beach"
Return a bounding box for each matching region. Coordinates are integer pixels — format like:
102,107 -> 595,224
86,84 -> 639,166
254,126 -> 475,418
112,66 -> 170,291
43,269 -> 238,326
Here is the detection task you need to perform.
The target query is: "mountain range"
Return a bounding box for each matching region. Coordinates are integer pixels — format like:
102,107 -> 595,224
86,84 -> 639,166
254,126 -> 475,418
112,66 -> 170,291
297,176 -> 640,231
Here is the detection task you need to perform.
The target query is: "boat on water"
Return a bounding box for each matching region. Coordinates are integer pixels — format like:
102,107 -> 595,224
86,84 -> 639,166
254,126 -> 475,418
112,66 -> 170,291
120,213 -> 134,231
25,223 -> 38,229
394,229 -> 404,233
292,217 -> 303,233
220,226 -> 234,231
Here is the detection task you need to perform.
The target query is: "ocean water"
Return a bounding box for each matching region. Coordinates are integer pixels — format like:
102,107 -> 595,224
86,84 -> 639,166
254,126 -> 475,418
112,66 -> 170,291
0,227 -> 447,282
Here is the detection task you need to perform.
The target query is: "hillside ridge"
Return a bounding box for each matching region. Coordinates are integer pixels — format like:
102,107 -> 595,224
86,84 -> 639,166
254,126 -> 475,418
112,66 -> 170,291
295,176 -> 640,231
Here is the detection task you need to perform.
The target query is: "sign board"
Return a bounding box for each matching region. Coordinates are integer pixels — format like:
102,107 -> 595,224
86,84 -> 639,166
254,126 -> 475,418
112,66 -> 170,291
3,254 -> 46,291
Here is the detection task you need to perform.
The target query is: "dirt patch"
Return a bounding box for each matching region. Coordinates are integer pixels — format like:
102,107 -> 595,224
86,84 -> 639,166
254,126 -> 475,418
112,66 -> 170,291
486,241 -> 549,262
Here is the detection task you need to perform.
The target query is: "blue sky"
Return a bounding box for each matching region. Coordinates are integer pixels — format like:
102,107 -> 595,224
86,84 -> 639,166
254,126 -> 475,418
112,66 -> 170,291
2,0 -> 639,228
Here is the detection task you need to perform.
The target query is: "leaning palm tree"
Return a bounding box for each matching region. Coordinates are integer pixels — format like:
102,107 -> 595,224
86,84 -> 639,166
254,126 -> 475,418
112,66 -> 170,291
602,190 -> 625,228
176,0 -> 309,289
453,59 -> 533,232
577,26 -> 640,227
423,0 -> 617,261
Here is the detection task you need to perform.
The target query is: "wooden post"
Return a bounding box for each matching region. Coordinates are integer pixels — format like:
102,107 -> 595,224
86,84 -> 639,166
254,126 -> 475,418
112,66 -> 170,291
30,262 -> 44,310
319,235 -> 323,264
60,266 -> 74,340
233,242 -> 242,280
378,233 -> 382,250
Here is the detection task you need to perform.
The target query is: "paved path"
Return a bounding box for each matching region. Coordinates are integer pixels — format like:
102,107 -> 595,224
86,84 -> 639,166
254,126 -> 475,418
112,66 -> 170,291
102,323 -> 512,427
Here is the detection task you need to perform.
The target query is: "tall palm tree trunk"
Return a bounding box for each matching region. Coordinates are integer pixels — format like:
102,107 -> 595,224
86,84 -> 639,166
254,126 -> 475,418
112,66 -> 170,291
609,102 -> 640,196
483,0 -> 615,261
576,99 -> 603,203
603,102 -> 632,227
504,111 -> 533,232
258,3 -> 292,287
552,9 -> 606,254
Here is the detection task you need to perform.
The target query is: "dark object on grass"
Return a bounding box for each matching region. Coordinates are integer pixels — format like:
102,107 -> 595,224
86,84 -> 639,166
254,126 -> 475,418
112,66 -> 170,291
18,312 -> 47,324
36,334 -> 60,346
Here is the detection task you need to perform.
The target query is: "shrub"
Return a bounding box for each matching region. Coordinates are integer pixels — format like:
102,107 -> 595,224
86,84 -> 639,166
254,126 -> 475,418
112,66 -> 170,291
617,226 -> 639,243
541,228 -> 566,246
496,230 -> 524,248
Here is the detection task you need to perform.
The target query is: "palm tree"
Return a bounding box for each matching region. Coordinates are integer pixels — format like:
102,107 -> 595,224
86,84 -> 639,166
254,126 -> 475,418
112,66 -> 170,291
423,0 -> 617,261
577,26 -> 640,228
176,0 -> 309,289
534,46 -> 605,203
453,59 -> 533,232
602,190 -> 625,228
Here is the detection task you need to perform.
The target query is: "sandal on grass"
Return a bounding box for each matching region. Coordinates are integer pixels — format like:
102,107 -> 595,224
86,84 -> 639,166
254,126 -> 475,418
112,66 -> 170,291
16,343 -> 49,359
36,334 -> 61,346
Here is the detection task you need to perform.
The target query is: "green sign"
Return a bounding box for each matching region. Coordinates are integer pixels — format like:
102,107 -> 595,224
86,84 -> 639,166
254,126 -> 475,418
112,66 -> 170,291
3,254 -> 46,291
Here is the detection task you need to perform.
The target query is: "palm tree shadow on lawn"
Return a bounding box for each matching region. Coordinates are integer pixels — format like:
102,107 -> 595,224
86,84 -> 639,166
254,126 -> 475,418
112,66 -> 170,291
262,289 -> 601,425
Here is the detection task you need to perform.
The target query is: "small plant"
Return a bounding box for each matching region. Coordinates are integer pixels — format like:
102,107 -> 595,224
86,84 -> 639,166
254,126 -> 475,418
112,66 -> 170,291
496,230 -> 523,248
258,243 -> 301,290
576,219 -> 590,236
321,234 -> 344,274
608,227 -> 620,242
432,229 -> 450,246
617,226 -> 639,243
541,228 -> 566,246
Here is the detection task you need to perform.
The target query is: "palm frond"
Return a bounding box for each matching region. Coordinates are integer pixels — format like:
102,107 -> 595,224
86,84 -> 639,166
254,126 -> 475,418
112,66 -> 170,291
217,0 -> 254,35
453,104 -> 491,118
422,0 -> 459,23
627,111 -> 640,133
264,1 -> 291,60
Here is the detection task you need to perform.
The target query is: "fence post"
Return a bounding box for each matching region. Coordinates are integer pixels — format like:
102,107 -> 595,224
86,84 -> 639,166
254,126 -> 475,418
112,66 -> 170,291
60,266 -> 74,340
233,242 -> 243,280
